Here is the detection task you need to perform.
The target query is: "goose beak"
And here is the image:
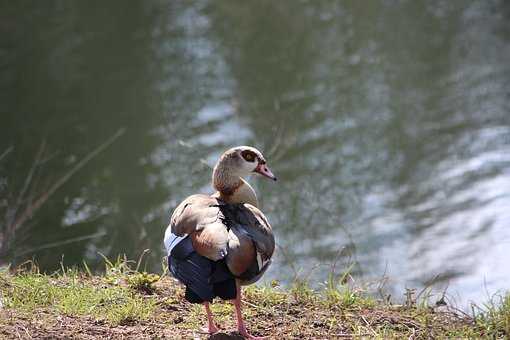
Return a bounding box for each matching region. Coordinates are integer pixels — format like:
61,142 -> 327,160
255,163 -> 277,181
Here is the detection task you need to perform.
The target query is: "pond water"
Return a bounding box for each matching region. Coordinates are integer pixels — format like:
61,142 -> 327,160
1,1 -> 510,307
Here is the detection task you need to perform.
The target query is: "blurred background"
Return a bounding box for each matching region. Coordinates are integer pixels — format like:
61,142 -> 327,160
1,0 -> 509,307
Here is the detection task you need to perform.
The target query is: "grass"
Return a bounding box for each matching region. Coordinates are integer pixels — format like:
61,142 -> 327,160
472,293 -> 510,338
1,263 -> 157,326
0,259 -> 509,339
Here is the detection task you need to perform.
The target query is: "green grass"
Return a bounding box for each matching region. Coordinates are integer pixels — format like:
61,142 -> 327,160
0,269 -> 156,325
473,292 -> 510,338
0,259 -> 509,339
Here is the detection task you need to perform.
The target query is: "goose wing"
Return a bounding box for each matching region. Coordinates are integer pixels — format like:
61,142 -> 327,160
221,203 -> 275,285
168,195 -> 275,284
169,194 -> 228,261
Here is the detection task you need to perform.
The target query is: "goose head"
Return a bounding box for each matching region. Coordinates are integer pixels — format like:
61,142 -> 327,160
212,146 -> 276,204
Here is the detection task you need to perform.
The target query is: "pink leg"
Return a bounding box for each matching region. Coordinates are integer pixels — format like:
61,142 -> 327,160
201,302 -> 219,334
233,281 -> 266,339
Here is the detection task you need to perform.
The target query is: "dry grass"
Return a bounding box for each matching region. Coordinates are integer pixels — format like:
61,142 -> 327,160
0,260 -> 508,339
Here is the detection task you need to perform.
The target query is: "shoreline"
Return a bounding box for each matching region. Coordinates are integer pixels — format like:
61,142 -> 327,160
0,261 -> 508,339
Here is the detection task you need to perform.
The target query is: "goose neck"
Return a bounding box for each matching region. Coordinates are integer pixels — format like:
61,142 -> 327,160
212,163 -> 258,207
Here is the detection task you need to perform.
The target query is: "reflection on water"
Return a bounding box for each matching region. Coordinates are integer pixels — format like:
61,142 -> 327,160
1,0 -> 509,306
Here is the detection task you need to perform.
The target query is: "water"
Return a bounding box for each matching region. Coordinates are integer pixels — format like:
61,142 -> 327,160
1,1 -> 510,307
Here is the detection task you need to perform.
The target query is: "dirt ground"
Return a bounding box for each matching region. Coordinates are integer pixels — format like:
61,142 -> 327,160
0,277 -> 478,339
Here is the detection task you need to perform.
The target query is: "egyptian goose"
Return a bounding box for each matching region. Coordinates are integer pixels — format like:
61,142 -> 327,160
164,146 -> 277,339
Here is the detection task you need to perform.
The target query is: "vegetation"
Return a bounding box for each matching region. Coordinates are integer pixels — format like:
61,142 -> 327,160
0,259 -> 508,339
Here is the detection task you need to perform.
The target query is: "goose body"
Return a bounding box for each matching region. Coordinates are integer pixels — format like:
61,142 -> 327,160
164,194 -> 274,296
163,146 -> 276,338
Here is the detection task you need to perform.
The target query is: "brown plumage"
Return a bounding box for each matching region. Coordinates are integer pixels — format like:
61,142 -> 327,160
170,193 -> 274,285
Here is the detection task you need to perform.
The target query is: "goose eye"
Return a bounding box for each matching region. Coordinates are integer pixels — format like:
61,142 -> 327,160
241,150 -> 256,162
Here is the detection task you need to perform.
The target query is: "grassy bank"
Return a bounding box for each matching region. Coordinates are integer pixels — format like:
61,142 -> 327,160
0,259 -> 508,339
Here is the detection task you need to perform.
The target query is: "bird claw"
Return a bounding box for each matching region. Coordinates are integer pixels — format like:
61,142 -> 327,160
200,324 -> 219,334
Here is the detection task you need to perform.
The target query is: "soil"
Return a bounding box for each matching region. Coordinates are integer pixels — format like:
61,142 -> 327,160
0,277 -> 475,339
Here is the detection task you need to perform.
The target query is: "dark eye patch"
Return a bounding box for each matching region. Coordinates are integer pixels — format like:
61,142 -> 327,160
241,150 -> 256,162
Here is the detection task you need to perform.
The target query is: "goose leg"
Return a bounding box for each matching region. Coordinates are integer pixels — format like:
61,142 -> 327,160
201,302 -> 219,334
233,281 -> 265,339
